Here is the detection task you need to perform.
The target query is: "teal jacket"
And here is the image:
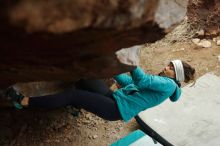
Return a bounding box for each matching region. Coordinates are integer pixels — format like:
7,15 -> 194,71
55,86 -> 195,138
112,66 -> 181,122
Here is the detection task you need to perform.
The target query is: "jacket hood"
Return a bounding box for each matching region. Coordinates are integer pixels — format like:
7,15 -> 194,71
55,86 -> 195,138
169,86 -> 182,102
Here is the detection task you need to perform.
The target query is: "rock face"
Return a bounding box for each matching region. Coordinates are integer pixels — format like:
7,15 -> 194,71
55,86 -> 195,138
8,0 -> 158,33
116,45 -> 142,66
187,0 -> 220,36
0,0 -> 167,89
155,0 -> 188,29
0,0 -> 219,89
0,27 -> 143,88
8,0 -> 190,33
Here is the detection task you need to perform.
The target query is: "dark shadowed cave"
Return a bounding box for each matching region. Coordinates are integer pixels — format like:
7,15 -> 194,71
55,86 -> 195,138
0,0 -> 165,89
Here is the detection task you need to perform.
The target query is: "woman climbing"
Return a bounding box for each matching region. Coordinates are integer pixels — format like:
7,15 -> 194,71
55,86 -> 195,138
6,60 -> 195,122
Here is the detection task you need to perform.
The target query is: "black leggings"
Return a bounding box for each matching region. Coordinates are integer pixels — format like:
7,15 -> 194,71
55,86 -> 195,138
29,79 -> 122,121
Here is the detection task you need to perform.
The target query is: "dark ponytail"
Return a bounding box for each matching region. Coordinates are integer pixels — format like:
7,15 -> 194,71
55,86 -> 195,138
182,61 -> 196,83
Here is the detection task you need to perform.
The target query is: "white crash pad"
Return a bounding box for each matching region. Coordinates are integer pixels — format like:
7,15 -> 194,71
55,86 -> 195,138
138,73 -> 220,146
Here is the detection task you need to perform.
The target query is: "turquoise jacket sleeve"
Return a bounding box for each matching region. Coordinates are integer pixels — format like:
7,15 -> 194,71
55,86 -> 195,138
114,73 -> 133,87
130,66 -> 173,92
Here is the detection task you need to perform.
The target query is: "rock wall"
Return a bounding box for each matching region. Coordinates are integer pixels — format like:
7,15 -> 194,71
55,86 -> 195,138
8,0 -> 158,33
0,0 -> 168,89
0,20 -> 165,89
1,0 -> 219,90
8,0 -> 190,33
155,0 -> 188,28
187,0 -> 220,36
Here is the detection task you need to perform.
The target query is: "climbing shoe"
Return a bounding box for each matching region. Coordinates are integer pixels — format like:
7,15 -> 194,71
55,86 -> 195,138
6,87 -> 24,109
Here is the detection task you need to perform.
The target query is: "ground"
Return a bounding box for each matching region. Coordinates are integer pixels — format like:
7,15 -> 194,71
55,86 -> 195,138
0,21 -> 220,146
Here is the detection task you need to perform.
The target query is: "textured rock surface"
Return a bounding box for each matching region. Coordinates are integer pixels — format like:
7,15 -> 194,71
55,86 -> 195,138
0,22 -> 164,89
187,0 -> 220,36
8,0 -> 158,33
155,0 -> 188,28
116,45 -> 142,66
7,0 -> 190,33
0,0 -> 219,89
0,0 -> 167,89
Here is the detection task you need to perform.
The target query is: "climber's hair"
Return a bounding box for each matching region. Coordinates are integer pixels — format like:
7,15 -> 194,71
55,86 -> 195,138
182,61 -> 196,84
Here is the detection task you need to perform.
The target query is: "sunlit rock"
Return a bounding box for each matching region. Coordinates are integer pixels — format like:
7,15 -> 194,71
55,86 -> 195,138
115,45 -> 142,66
192,38 -> 211,48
